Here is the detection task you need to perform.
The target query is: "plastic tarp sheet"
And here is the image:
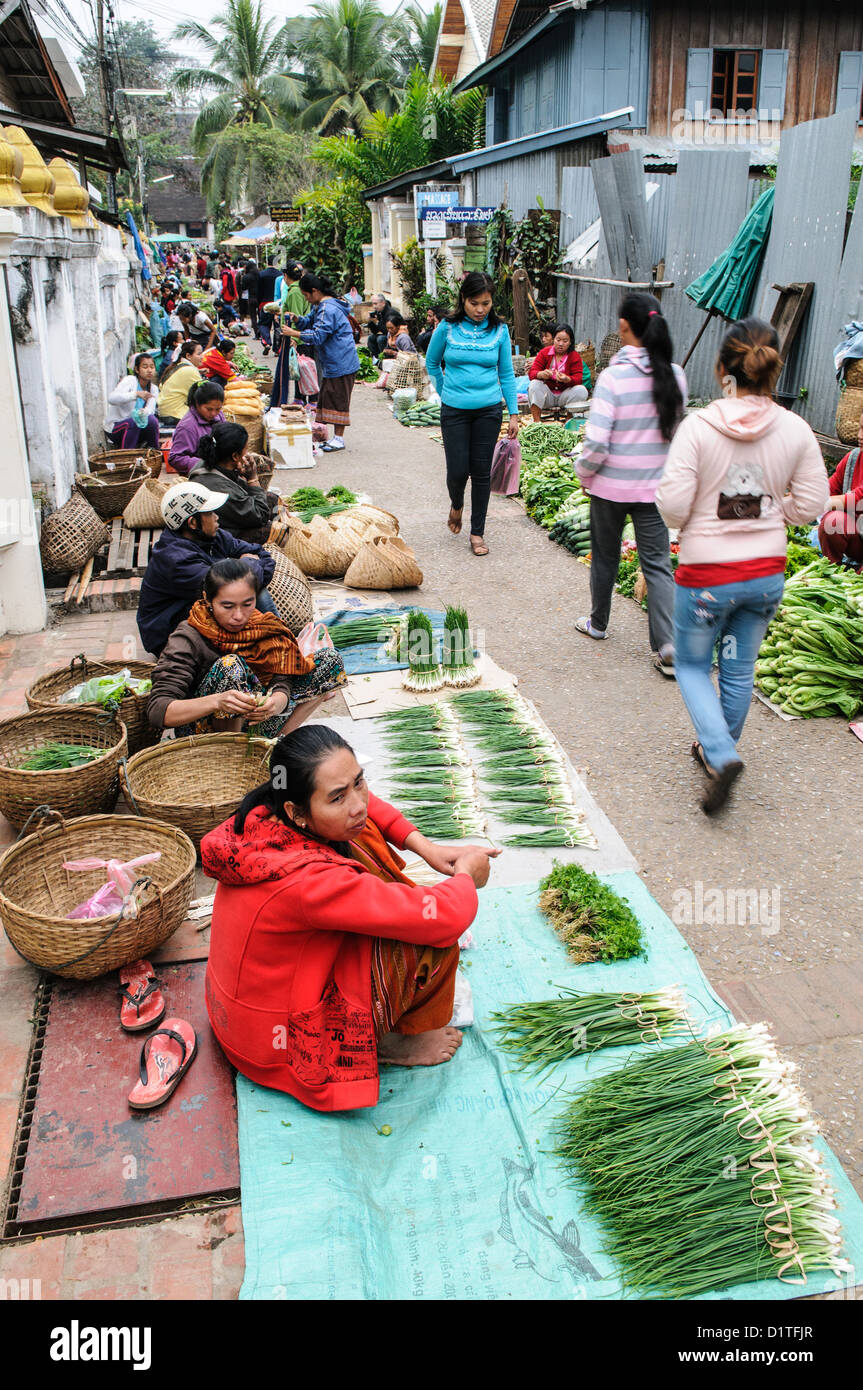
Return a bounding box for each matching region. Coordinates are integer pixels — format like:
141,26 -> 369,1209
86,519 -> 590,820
325,606 -> 445,674
237,873 -> 863,1300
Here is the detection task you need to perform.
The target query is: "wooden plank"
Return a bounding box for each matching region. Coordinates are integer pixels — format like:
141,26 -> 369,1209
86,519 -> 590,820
106,516 -> 122,573
648,2 -> 672,134
770,281 -> 813,360
116,523 -> 136,575
136,528 -> 150,572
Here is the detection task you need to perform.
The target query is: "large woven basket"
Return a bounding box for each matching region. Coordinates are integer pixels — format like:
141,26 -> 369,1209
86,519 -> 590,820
75,461 -> 150,519
123,476 -> 170,529
122,733 -> 272,851
577,340 -> 596,377
836,385 -> 863,444
598,332 -> 622,372
88,446 -> 162,479
844,359 -> 863,389
0,811 -> 196,979
39,492 -> 109,574
0,709 -> 128,829
26,656 -> 158,756
344,534 -> 423,590
264,544 -> 313,633
387,353 -> 423,397
283,520 -> 337,578
345,503 -> 399,536
225,410 -> 265,454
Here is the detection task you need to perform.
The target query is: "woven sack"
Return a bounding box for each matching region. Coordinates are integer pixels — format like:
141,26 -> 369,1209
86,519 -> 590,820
344,534 -> 423,590
844,359 -> 863,389
836,386 -> 863,445
40,492 -> 109,574
123,477 -> 170,529
387,352 -> 423,397
345,503 -> 399,536
264,544 -> 313,634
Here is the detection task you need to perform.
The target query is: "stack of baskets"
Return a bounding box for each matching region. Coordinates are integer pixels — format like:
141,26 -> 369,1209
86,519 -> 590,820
122,733 -> 273,851
0,708 -> 127,828
0,810 -> 196,979
837,359 -> 863,444
26,656 -> 158,755
75,459 -> 150,520
39,492 -> 109,576
280,504 -> 407,585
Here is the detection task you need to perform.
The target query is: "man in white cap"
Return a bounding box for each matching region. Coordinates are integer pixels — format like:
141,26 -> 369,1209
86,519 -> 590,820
137,480 -> 277,657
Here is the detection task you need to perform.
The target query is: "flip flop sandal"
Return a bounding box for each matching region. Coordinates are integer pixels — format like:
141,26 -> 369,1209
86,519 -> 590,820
127,1019 -> 197,1111
691,741 -> 713,775
702,759 -> 744,816
448,508 -> 463,534
469,536 -> 489,556
652,653 -> 676,679
574,617 -> 608,640
118,959 -> 165,1033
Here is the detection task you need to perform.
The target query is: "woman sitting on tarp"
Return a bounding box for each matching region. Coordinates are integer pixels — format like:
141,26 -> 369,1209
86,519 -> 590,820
190,421 -> 277,544
104,352 -> 160,450
817,406 -> 863,569
168,381 -> 225,475
148,558 -> 345,739
200,725 -> 497,1112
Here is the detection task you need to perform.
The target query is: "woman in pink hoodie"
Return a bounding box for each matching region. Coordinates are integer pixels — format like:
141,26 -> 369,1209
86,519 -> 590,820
656,319 -> 828,813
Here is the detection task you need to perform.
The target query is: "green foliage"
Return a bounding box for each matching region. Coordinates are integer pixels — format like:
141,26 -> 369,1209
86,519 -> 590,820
274,177 -> 370,286
199,125 -> 319,218
394,4 -> 443,78
486,204 -> 562,343
288,0 -> 408,135
539,861 -> 644,963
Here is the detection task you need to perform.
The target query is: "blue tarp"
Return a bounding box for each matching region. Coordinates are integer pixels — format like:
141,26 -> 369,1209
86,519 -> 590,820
236,873 -> 863,1300
327,606 -> 446,674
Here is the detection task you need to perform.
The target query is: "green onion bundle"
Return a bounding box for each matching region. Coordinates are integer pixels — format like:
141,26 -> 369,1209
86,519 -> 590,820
539,861 -> 644,961
554,1023 -> 849,1298
398,805 -> 486,838
442,606 -> 480,688
492,987 -> 690,1073
496,804 -> 583,825
505,826 -> 594,848
401,611 -> 444,693
327,617 -> 400,649
13,742 -> 104,771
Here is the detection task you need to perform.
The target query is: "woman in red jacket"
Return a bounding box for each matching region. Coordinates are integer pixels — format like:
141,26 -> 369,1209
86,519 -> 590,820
817,406 -> 863,567
527,324 -> 589,421
201,725 -> 498,1112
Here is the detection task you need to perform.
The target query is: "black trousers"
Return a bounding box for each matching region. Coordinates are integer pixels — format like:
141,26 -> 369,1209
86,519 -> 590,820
588,495 -> 675,653
440,402 -> 502,537
368,331 -> 388,357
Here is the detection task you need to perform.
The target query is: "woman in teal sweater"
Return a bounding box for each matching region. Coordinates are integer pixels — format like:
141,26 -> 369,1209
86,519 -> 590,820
425,272 -> 519,556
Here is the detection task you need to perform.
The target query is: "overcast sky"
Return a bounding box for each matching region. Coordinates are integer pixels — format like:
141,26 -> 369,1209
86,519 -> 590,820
36,0 -> 431,66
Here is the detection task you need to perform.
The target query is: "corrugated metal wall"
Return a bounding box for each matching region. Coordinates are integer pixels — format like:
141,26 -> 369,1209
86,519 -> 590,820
752,108 -> 859,435
475,137 -> 607,219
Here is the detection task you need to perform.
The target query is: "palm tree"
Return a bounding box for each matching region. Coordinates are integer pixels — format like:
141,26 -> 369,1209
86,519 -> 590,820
395,3 -> 443,79
289,0 -> 406,136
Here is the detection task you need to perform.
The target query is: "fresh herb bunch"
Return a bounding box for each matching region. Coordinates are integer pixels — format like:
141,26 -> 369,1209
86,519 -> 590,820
327,617 -> 399,649
492,987 -> 689,1072
326,485 -> 357,505
442,606 -> 479,688
554,1023 -> 849,1298
518,422 -> 574,463
14,742 -> 104,771
538,862 -> 644,962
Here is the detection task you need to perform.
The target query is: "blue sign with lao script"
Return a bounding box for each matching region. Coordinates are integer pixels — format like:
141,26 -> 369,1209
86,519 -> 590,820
421,206 -> 496,225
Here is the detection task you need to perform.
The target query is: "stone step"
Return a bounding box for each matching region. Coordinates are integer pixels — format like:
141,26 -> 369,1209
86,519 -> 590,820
46,576 -> 142,617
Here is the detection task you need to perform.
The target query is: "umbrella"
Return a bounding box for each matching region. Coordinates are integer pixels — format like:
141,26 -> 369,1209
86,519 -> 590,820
681,186 -> 775,366
151,232 -> 189,243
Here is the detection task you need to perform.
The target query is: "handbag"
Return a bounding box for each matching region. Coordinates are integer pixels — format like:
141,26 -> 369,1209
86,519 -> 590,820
297,354 -> 319,396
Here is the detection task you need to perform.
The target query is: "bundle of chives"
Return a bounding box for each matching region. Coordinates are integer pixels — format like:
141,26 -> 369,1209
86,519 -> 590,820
389,751 -> 461,769
402,611 -> 444,693
399,806 -> 486,838
496,805 -> 585,826
491,987 -> 690,1073
483,787 -> 566,806
505,825 -> 594,848
480,768 -> 568,789
554,1023 -> 849,1298
482,751 -> 559,771
472,728 -> 553,753
442,606 -> 480,688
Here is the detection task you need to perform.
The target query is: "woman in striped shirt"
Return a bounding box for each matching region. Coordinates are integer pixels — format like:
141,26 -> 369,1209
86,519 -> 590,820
575,294 -> 686,676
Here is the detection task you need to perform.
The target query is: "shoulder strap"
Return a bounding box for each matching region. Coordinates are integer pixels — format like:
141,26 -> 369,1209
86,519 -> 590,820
843,447 -> 860,495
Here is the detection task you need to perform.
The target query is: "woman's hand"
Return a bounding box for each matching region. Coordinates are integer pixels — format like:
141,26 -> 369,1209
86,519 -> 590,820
418,841 -> 492,877
452,847 -> 501,890
537,369 -> 552,381
247,691 -> 288,724
281,325 -> 299,338
210,690 -> 257,718
507,415 -> 520,439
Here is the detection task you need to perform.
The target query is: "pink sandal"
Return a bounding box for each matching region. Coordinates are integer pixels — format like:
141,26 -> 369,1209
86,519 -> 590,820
127,1019 -> 197,1110
118,959 -> 165,1033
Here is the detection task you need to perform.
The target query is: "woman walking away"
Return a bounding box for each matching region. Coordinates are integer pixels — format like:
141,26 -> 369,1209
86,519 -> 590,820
148,559 -> 345,739
657,318 -> 828,814
425,271 -> 519,557
104,353 -> 160,450
575,293 -> 685,673
201,725 -> 498,1111
281,273 -> 360,452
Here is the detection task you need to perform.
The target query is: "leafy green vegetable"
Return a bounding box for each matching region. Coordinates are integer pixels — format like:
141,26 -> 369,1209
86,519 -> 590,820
538,861 -> 644,963
755,557 -> 863,717
492,987 -> 689,1073
14,742 -> 104,771
325,485 -> 357,505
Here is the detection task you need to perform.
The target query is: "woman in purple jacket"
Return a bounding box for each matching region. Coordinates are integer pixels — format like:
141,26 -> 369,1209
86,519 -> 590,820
167,381 -> 226,476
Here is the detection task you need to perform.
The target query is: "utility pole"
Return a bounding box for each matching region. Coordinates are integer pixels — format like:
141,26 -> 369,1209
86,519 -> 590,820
95,0 -> 117,214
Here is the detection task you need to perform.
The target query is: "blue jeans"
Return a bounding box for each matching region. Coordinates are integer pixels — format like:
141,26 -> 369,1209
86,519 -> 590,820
673,573 -> 785,772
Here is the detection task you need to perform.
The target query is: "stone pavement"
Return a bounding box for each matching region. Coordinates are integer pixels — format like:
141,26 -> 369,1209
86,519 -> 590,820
0,342 -> 859,1300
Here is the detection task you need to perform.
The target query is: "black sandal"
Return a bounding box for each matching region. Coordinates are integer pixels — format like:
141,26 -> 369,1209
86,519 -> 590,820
702,760 -> 744,815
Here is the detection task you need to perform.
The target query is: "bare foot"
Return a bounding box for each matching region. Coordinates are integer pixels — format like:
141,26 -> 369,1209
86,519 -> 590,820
377,1027 -> 463,1067
448,507 -> 463,534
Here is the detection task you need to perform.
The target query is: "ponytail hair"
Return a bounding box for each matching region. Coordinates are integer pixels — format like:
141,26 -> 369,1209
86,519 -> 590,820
618,293 -> 683,442
188,379 -> 224,411
233,726 -> 354,848
717,317 -> 783,396
198,420 -> 248,469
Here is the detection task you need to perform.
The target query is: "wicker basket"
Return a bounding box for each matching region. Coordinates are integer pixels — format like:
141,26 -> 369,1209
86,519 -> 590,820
836,386 -> 863,445
248,452 -> 275,490
122,733 -> 272,851
39,492 -> 110,574
577,340 -> 596,377
598,332 -> 622,373
264,544 -> 314,633
88,446 -> 162,479
844,359 -> 863,389
76,460 -> 150,520
225,410 -> 265,454
387,353 -> 423,397
0,709 -> 128,830
123,476 -> 170,529
344,534 -> 423,590
512,354 -> 528,376
0,811 -> 196,979
283,521 -> 336,578
346,503 -> 399,536
26,656 -> 158,756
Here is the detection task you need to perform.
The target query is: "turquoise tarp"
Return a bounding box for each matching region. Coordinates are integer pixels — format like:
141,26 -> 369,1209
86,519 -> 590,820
237,873 -> 863,1300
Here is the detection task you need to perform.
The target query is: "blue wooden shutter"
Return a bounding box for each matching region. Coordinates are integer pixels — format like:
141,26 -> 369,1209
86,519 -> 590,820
521,70 -> 536,135
685,48 -> 712,120
836,52 -> 863,114
540,55 -> 554,130
758,49 -> 789,121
